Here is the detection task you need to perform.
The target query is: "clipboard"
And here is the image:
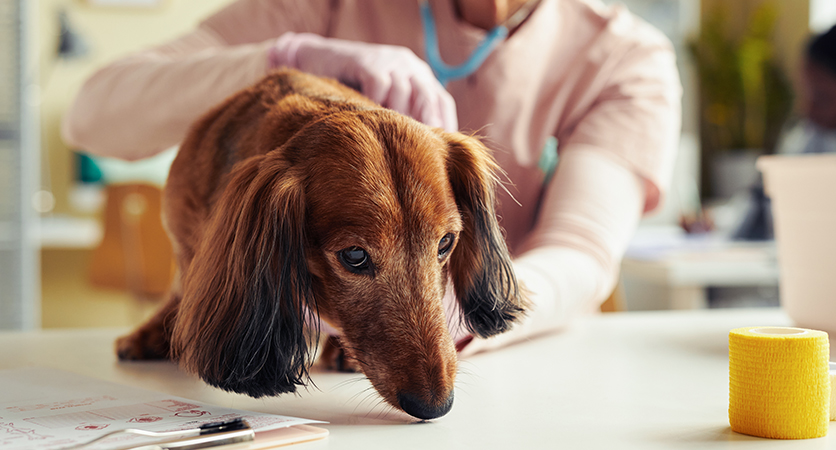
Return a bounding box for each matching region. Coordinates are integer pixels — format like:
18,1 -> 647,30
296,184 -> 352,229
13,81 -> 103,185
227,424 -> 329,449
0,368 -> 328,450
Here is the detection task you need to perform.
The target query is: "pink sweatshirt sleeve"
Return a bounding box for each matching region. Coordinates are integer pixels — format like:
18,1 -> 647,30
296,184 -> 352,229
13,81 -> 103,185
459,24 -> 681,356
557,31 -> 682,215
62,0 -> 332,160
458,149 -> 647,356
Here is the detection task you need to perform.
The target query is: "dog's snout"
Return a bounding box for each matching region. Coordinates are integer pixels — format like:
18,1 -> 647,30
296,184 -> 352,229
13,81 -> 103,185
397,390 -> 454,420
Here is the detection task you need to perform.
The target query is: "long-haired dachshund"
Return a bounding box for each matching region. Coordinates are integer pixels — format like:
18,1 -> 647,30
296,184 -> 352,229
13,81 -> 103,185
115,69 -> 526,420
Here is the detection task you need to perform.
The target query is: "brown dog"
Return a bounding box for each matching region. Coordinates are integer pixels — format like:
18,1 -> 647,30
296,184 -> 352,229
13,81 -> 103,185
116,69 -> 526,420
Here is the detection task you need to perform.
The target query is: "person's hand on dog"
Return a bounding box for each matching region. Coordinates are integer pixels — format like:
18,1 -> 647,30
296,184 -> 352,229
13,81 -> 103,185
269,32 -> 458,132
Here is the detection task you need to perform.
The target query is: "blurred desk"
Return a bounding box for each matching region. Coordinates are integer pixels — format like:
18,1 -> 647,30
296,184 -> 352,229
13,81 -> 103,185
3,308 -> 833,449
622,232 -> 780,310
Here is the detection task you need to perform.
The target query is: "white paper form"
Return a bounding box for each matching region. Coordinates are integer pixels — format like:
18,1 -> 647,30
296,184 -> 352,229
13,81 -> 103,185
0,368 -> 325,450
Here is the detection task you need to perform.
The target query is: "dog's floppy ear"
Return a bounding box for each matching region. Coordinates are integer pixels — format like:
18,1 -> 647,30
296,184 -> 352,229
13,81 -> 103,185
444,133 -> 526,339
171,152 -> 314,397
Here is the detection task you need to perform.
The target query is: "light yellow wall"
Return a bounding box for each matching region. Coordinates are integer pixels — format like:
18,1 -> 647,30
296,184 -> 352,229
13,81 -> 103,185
40,248 -> 159,328
38,0 -> 232,328
38,0 -> 233,215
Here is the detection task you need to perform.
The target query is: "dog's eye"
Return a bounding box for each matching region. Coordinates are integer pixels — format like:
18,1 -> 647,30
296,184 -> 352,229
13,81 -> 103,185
438,233 -> 455,258
338,246 -> 372,273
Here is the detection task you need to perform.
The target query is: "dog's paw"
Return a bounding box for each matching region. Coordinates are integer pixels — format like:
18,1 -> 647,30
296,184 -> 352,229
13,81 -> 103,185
116,329 -> 169,361
319,336 -> 362,373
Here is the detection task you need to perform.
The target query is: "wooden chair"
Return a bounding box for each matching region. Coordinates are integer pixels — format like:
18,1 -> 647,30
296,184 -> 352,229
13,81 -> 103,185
600,281 -> 626,312
88,184 -> 175,300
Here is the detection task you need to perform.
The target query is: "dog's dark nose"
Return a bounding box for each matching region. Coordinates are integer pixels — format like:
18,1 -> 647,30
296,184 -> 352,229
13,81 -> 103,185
397,391 -> 454,420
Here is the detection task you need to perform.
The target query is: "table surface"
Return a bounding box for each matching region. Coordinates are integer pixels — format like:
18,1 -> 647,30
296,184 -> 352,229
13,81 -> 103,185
2,308 -> 834,450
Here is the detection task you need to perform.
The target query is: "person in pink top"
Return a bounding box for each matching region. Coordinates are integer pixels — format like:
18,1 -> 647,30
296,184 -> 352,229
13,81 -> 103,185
63,0 -> 681,355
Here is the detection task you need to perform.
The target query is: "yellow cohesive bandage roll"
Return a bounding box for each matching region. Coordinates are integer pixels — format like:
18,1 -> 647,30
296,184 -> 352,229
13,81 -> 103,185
729,327 -> 830,439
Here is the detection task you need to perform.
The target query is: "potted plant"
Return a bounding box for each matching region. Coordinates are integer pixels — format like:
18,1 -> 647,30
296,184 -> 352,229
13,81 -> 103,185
689,3 -> 793,199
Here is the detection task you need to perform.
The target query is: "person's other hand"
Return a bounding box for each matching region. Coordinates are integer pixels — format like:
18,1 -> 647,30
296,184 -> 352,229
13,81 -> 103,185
269,32 -> 458,132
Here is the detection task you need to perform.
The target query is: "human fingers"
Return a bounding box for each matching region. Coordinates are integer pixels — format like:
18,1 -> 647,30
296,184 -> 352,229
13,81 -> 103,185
409,76 -> 459,131
383,71 -> 413,116
437,87 -> 459,132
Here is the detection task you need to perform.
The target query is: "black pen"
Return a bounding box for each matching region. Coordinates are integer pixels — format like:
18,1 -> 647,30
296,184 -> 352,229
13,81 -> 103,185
62,418 -> 255,450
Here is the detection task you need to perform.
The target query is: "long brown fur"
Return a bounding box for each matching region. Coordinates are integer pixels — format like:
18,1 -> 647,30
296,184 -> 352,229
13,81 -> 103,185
116,69 -> 526,420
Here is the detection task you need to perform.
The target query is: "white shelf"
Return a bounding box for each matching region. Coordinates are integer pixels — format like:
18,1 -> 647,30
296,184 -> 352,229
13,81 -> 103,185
37,215 -> 101,249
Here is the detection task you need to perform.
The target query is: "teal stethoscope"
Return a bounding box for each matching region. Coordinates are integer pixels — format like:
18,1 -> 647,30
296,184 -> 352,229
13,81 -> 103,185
420,0 -> 558,181
419,0 -> 507,86
419,0 -> 541,86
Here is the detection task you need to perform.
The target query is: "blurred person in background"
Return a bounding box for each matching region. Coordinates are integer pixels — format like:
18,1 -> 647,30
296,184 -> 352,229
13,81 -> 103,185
778,24 -> 836,155
735,24 -> 836,241
62,0 -> 681,354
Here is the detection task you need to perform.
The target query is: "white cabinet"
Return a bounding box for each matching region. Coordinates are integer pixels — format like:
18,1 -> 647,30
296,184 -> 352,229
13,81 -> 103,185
0,0 -> 40,330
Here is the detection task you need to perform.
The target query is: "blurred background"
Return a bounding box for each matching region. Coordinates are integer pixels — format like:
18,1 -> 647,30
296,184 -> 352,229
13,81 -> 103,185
1,0 -> 834,330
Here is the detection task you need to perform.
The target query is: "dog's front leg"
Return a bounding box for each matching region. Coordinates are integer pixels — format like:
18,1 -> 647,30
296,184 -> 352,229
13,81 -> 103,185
116,292 -> 180,360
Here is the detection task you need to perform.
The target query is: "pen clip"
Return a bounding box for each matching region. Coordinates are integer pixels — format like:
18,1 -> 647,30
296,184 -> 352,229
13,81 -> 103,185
145,427 -> 255,450
66,418 -> 255,450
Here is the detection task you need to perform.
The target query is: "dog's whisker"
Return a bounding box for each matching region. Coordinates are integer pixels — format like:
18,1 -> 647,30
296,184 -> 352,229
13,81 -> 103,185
456,373 -> 474,384
359,387 -> 388,415
358,389 -> 382,410
350,388 -> 381,416
331,375 -> 368,391
454,379 -> 473,395
349,384 -> 375,401
366,398 -> 396,421
454,362 -> 479,394
346,385 -> 376,408
354,392 -> 374,414
362,395 -> 391,420
456,361 -> 476,375
455,379 -> 474,391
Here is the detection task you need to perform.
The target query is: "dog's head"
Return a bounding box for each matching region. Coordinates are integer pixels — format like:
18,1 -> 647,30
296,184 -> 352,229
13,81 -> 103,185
172,109 -> 525,420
